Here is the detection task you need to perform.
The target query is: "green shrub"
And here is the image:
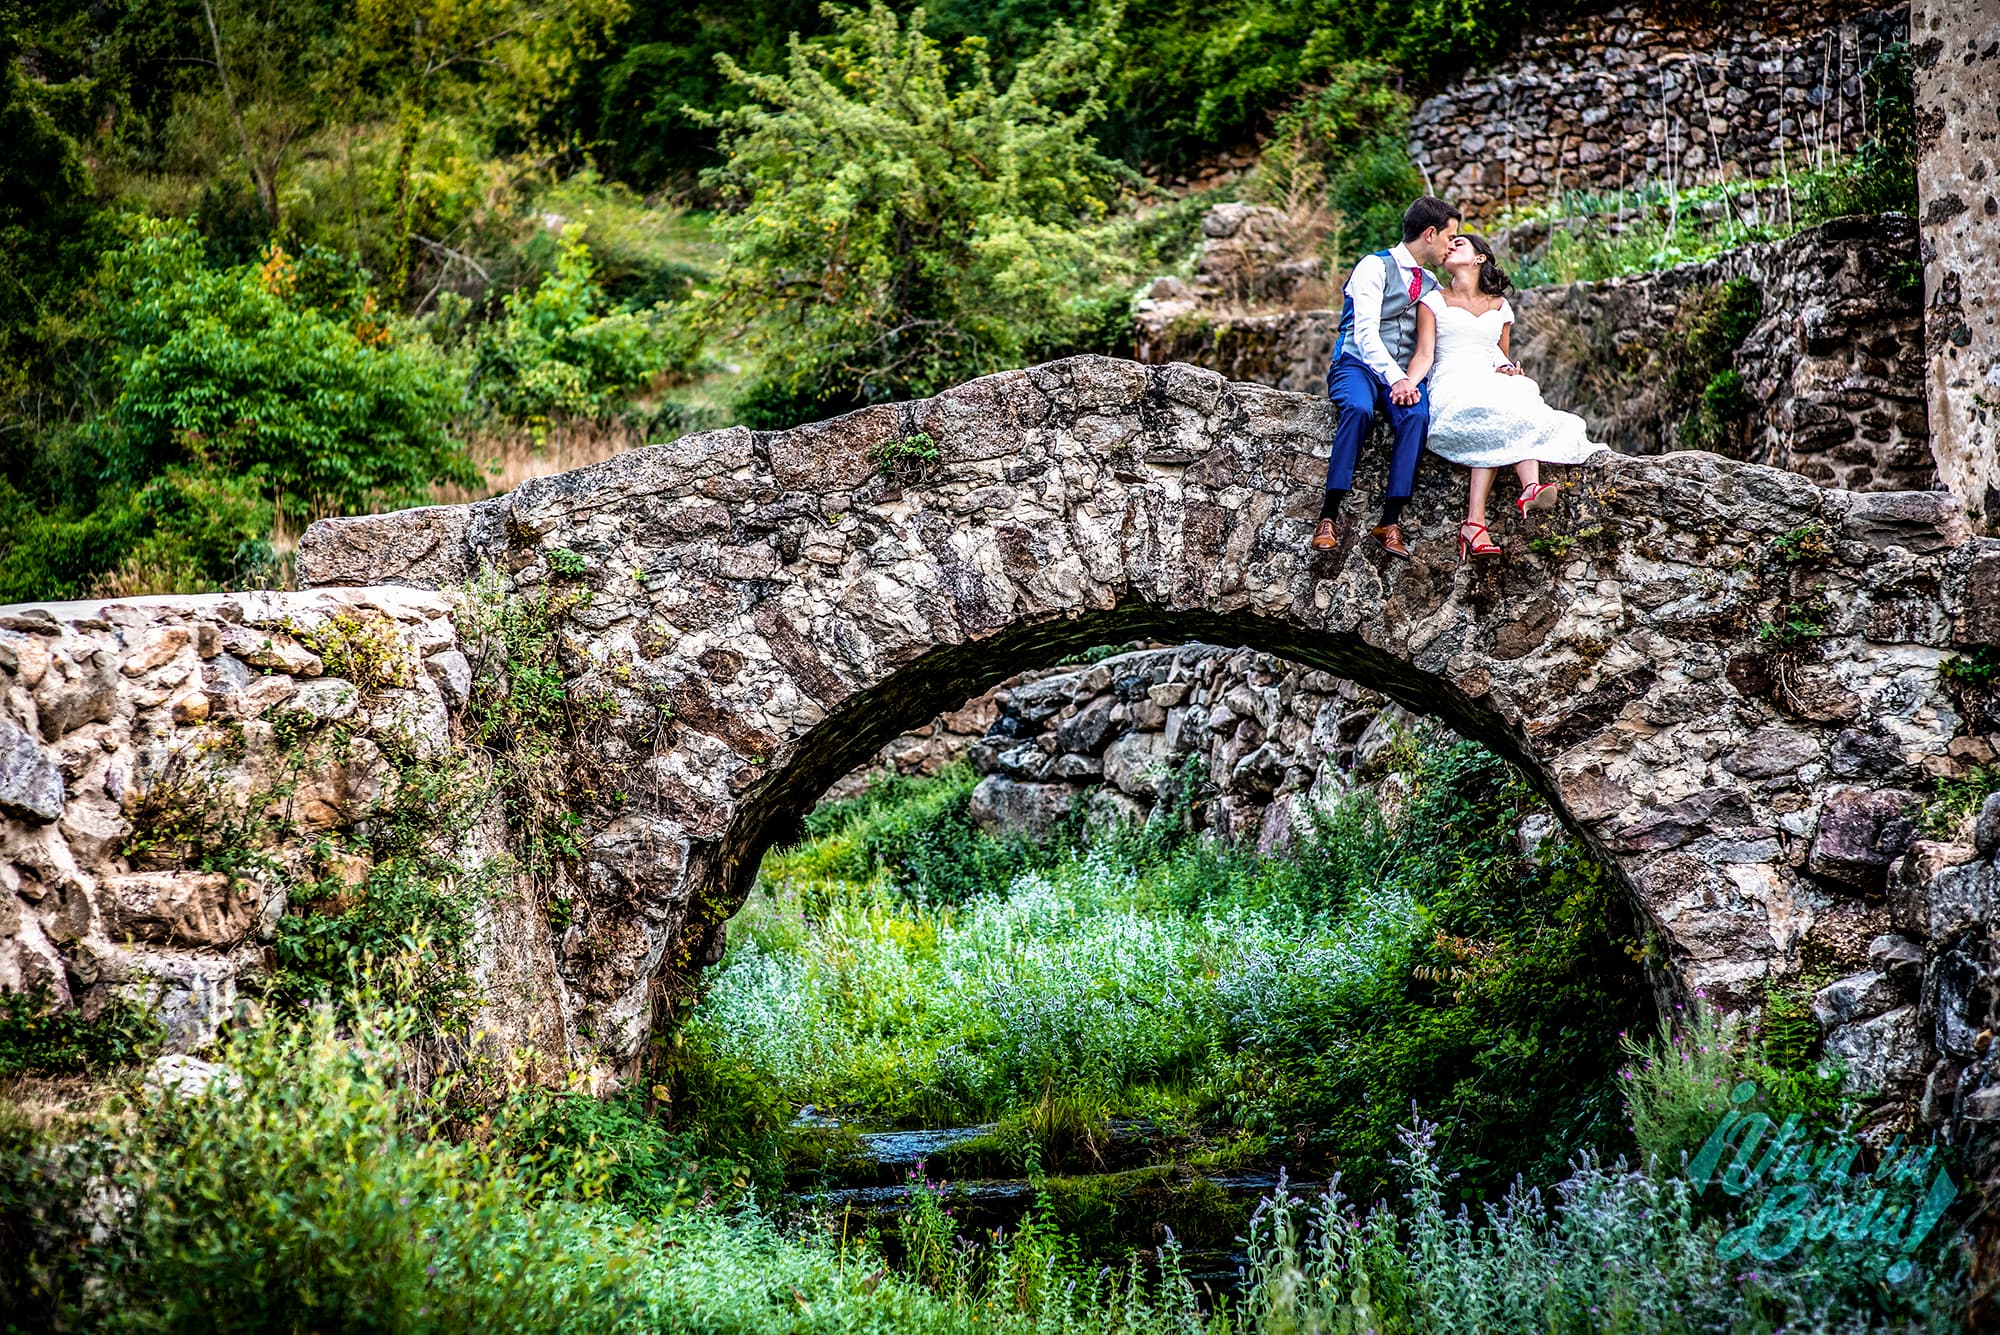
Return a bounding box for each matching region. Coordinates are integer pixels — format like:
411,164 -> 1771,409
2,1003 -> 654,1333
495,1087 -> 754,1213
96,220 -> 476,515
0,988 -> 164,1078
1620,997 -> 1851,1174
265,854 -> 494,1030
694,2 -> 1141,426
476,226 -> 692,430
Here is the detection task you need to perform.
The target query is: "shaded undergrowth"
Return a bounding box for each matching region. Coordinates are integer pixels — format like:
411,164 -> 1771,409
695,736 -> 1649,1205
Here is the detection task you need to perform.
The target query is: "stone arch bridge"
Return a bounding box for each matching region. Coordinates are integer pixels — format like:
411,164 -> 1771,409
285,355 -> 1997,1111
4,355 -> 1997,1134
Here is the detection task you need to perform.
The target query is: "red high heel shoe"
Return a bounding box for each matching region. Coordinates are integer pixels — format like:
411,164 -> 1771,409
1515,481 -> 1560,519
1459,520 -> 1502,558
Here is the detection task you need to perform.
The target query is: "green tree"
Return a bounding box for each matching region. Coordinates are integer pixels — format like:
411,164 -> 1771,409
0,220 -> 477,601
696,1 -> 1137,425
351,0 -> 630,299
98,220 -> 476,514
476,224 -> 692,429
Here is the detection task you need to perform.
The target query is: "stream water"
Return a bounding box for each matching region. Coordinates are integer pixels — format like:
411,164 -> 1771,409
783,1113 -> 1313,1293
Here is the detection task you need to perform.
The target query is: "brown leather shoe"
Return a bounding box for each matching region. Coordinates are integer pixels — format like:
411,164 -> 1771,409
1310,518 -> 1340,551
1370,523 -> 1414,560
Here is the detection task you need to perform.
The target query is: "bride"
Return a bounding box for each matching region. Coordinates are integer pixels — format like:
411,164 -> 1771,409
1418,234 -> 1607,558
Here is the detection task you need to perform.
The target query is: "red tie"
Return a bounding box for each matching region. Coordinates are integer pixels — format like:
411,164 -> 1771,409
1407,265 -> 1423,302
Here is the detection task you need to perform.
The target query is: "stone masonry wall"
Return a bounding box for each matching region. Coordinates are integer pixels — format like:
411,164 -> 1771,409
1137,211 -> 1932,492
0,590 -> 568,1073
1512,213 -> 1933,490
1410,3 -> 1909,223
963,644 -> 1411,855
1911,0 -> 2000,532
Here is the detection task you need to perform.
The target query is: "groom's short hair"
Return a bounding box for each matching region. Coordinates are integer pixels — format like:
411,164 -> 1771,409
1401,196 -> 1462,242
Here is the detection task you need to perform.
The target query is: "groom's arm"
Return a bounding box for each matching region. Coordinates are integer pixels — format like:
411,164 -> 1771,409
1345,254 -> 1407,387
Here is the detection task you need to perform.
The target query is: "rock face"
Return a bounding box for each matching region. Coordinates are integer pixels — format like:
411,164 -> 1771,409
1912,0 -> 2000,532
1408,3 -> 1907,222
8,354 -> 2000,1158
1139,214 -> 1933,493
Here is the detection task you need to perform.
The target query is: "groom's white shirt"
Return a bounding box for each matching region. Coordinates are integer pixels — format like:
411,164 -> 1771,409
1344,242 -> 1421,386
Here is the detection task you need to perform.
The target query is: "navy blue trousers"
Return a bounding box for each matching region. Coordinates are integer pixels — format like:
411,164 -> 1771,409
1325,353 -> 1428,499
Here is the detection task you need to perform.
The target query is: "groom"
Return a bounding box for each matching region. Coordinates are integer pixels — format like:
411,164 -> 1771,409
1310,195 -> 1462,558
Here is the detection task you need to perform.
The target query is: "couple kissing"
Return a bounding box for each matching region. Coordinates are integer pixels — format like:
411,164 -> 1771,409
1310,195 -> 1609,560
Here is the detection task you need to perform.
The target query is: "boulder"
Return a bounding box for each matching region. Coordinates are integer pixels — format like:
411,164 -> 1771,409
100,871 -> 261,947
967,776 -> 1073,842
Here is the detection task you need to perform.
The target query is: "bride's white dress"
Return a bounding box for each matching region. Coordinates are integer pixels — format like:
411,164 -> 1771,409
1421,293 -> 1606,468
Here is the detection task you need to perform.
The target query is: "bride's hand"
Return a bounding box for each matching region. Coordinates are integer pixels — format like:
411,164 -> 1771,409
1494,361 -> 1523,376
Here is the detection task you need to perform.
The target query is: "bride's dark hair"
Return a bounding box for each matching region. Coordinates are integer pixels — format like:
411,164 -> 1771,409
1463,233 -> 1512,296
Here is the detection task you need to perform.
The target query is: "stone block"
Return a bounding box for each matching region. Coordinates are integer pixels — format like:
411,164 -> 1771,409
424,651 -> 473,709
280,678 -> 360,725
1613,787 -> 1753,852
219,623 -> 322,676
0,719 -> 64,822
1823,1005 -> 1925,1094
1919,855 -> 2000,943
1102,731 -> 1170,798
1810,969 -> 1903,1028
1723,727 -> 1820,779
292,736 -> 390,830
1050,753 -> 1102,781
101,871 -> 261,947
1977,792 -> 2000,856
994,742 -> 1054,782
967,776 -> 1073,842
296,502 -> 479,589
1808,786 -> 1922,891
1868,933 -> 1926,983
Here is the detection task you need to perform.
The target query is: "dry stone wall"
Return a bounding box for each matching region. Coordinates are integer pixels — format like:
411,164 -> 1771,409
1410,2 -> 1909,222
1512,214 -> 1932,490
0,590 -> 568,1073
1137,211 -> 1932,492
964,644 -> 1411,854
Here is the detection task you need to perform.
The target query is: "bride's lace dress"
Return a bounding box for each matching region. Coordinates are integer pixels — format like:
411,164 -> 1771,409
1421,293 -> 1606,468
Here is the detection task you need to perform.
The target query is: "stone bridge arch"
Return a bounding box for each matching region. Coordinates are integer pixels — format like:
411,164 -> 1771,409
301,355 -> 1987,1079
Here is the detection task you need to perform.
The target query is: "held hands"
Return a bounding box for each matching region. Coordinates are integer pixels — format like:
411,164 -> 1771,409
1389,377 -> 1421,406
1494,362 -> 1524,376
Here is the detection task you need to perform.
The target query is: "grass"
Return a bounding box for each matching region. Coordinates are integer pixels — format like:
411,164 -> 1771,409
1502,151 -> 1913,290
0,990 -> 1966,1334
